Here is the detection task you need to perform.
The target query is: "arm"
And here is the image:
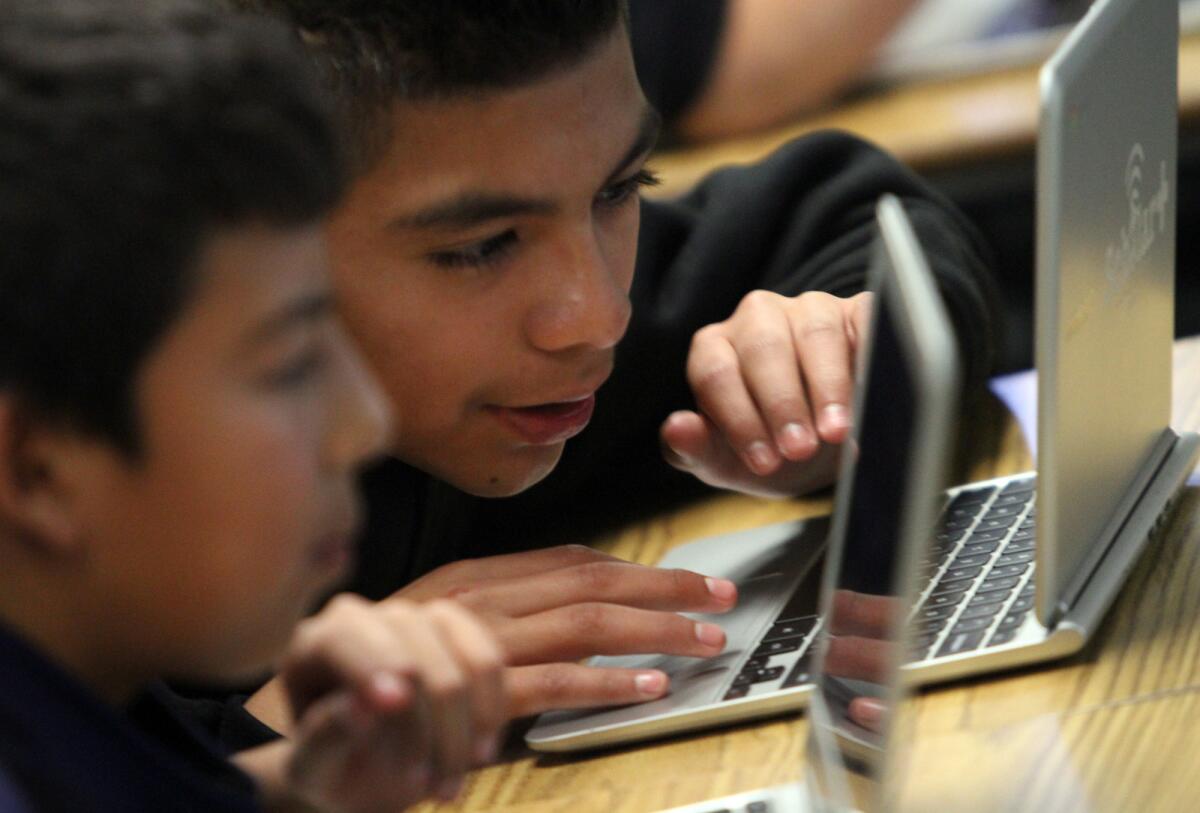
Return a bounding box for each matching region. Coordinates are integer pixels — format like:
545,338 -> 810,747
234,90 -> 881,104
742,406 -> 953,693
647,130 -> 999,495
674,0 -> 923,141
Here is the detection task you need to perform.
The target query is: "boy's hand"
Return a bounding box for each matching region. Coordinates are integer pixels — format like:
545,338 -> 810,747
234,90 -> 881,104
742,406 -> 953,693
395,545 -> 738,718
662,290 -> 872,497
279,595 -> 505,811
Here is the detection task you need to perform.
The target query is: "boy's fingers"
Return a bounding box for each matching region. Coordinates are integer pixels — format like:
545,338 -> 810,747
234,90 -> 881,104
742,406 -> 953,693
662,410 -> 843,498
505,664 -> 670,719
381,601 -> 474,796
424,600 -> 508,765
400,546 -> 623,600
687,329 -> 780,476
494,604 -> 726,665
847,291 -> 874,351
722,296 -> 819,462
450,560 -> 737,619
287,692 -> 363,800
790,294 -> 856,444
282,595 -> 415,717
661,410 -> 770,489
823,635 -> 895,684
828,589 -> 900,638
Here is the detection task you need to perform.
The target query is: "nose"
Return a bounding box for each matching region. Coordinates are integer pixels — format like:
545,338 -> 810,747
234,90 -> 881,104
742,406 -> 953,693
324,324 -> 392,471
523,227 -> 632,353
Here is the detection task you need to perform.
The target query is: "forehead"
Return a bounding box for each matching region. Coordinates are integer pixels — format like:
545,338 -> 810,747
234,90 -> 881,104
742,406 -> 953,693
170,225 -> 330,344
351,28 -> 647,211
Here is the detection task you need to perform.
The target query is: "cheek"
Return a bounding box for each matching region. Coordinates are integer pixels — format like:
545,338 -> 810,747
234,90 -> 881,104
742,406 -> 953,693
154,403 -> 320,575
599,203 -> 640,293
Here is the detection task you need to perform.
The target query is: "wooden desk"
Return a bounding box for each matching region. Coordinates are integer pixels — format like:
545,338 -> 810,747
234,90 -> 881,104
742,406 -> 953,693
417,337 -> 1200,813
645,36 -> 1200,200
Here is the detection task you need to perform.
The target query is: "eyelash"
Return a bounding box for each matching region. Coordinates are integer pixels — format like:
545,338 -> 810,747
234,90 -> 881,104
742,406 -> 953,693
426,168 -> 660,271
596,168 -> 661,209
429,230 -> 519,270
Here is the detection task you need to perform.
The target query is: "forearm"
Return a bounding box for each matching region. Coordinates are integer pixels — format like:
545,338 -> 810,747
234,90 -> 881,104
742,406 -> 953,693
677,0 -> 923,140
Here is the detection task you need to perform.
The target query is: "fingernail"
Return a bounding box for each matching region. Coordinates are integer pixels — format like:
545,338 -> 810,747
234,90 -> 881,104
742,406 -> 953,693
779,422 -> 814,457
438,777 -> 465,801
694,622 -> 725,649
745,441 -> 777,473
635,671 -> 667,696
822,404 -> 849,433
370,671 -> 404,704
705,577 -> 737,603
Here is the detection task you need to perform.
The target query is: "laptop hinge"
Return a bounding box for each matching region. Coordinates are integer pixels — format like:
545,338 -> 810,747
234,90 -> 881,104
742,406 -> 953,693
1050,428 -> 1179,627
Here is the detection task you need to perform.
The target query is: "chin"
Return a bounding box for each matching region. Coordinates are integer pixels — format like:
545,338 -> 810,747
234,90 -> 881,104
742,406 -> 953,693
451,446 -> 563,498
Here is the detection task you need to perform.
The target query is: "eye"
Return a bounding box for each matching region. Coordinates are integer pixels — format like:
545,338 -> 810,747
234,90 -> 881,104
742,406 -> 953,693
596,168 -> 661,209
263,347 -> 327,389
429,229 -> 518,269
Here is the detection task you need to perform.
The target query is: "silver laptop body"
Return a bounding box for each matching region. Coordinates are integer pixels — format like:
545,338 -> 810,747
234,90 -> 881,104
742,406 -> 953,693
526,0 -> 1200,754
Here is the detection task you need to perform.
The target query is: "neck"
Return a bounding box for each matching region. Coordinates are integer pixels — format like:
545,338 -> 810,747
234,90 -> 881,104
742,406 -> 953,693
0,549 -> 144,706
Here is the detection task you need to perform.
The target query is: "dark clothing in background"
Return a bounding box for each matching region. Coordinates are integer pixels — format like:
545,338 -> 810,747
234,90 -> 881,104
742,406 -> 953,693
0,625 -> 261,813
629,0 -> 726,126
170,130 -> 1001,753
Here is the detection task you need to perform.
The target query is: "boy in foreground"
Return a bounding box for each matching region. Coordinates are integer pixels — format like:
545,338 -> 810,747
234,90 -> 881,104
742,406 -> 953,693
0,1 -> 504,808
228,0 -> 999,732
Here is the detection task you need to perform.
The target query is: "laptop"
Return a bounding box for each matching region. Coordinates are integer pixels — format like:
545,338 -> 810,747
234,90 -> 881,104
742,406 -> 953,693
657,196 -> 952,813
526,0 -> 1200,753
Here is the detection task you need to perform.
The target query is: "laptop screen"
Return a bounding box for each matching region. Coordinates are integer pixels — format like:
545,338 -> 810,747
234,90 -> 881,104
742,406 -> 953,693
805,263 -> 918,810
805,197 -> 958,811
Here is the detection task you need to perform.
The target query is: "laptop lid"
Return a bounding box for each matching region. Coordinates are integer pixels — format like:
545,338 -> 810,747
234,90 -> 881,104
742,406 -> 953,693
805,196 -> 959,812
1036,0 -> 1178,625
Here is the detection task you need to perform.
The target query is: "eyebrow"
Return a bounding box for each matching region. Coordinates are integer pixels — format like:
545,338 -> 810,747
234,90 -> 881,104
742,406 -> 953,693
248,291 -> 334,345
390,104 -> 663,232
606,104 -> 663,184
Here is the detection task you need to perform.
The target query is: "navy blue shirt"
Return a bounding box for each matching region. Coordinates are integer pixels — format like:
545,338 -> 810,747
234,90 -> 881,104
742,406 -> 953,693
0,625 -> 261,812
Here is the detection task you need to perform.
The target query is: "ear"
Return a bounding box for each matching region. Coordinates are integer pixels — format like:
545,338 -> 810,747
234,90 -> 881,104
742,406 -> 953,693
0,396 -> 87,555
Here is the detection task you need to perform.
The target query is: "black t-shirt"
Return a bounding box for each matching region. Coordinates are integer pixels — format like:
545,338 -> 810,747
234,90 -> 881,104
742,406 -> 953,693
0,625 -> 261,813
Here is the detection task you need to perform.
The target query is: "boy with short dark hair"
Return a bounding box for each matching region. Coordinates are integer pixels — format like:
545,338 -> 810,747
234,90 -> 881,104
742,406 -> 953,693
228,0 -> 998,731
0,1 -> 504,809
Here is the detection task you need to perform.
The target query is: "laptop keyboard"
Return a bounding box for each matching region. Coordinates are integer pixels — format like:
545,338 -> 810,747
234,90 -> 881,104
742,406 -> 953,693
913,475 -> 1037,657
721,475 -> 1038,703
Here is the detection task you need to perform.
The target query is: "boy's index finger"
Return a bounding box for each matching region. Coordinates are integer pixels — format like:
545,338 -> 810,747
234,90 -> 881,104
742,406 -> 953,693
790,297 -> 856,444
282,596 -> 418,717
448,561 -> 737,618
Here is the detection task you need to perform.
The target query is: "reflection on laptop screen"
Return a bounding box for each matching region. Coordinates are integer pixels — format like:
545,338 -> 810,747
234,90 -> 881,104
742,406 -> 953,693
806,255 -> 917,812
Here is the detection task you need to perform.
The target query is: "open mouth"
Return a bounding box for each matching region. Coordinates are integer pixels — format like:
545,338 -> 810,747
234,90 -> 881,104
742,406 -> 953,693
488,394 -> 596,445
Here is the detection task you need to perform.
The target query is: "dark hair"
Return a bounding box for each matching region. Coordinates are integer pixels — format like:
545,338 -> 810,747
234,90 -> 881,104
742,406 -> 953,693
229,1 -> 629,168
0,0 -> 343,454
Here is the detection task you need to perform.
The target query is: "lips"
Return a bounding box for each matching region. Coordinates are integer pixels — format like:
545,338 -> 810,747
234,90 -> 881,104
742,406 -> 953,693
311,531 -> 355,575
310,500 -> 362,576
487,393 -> 596,445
